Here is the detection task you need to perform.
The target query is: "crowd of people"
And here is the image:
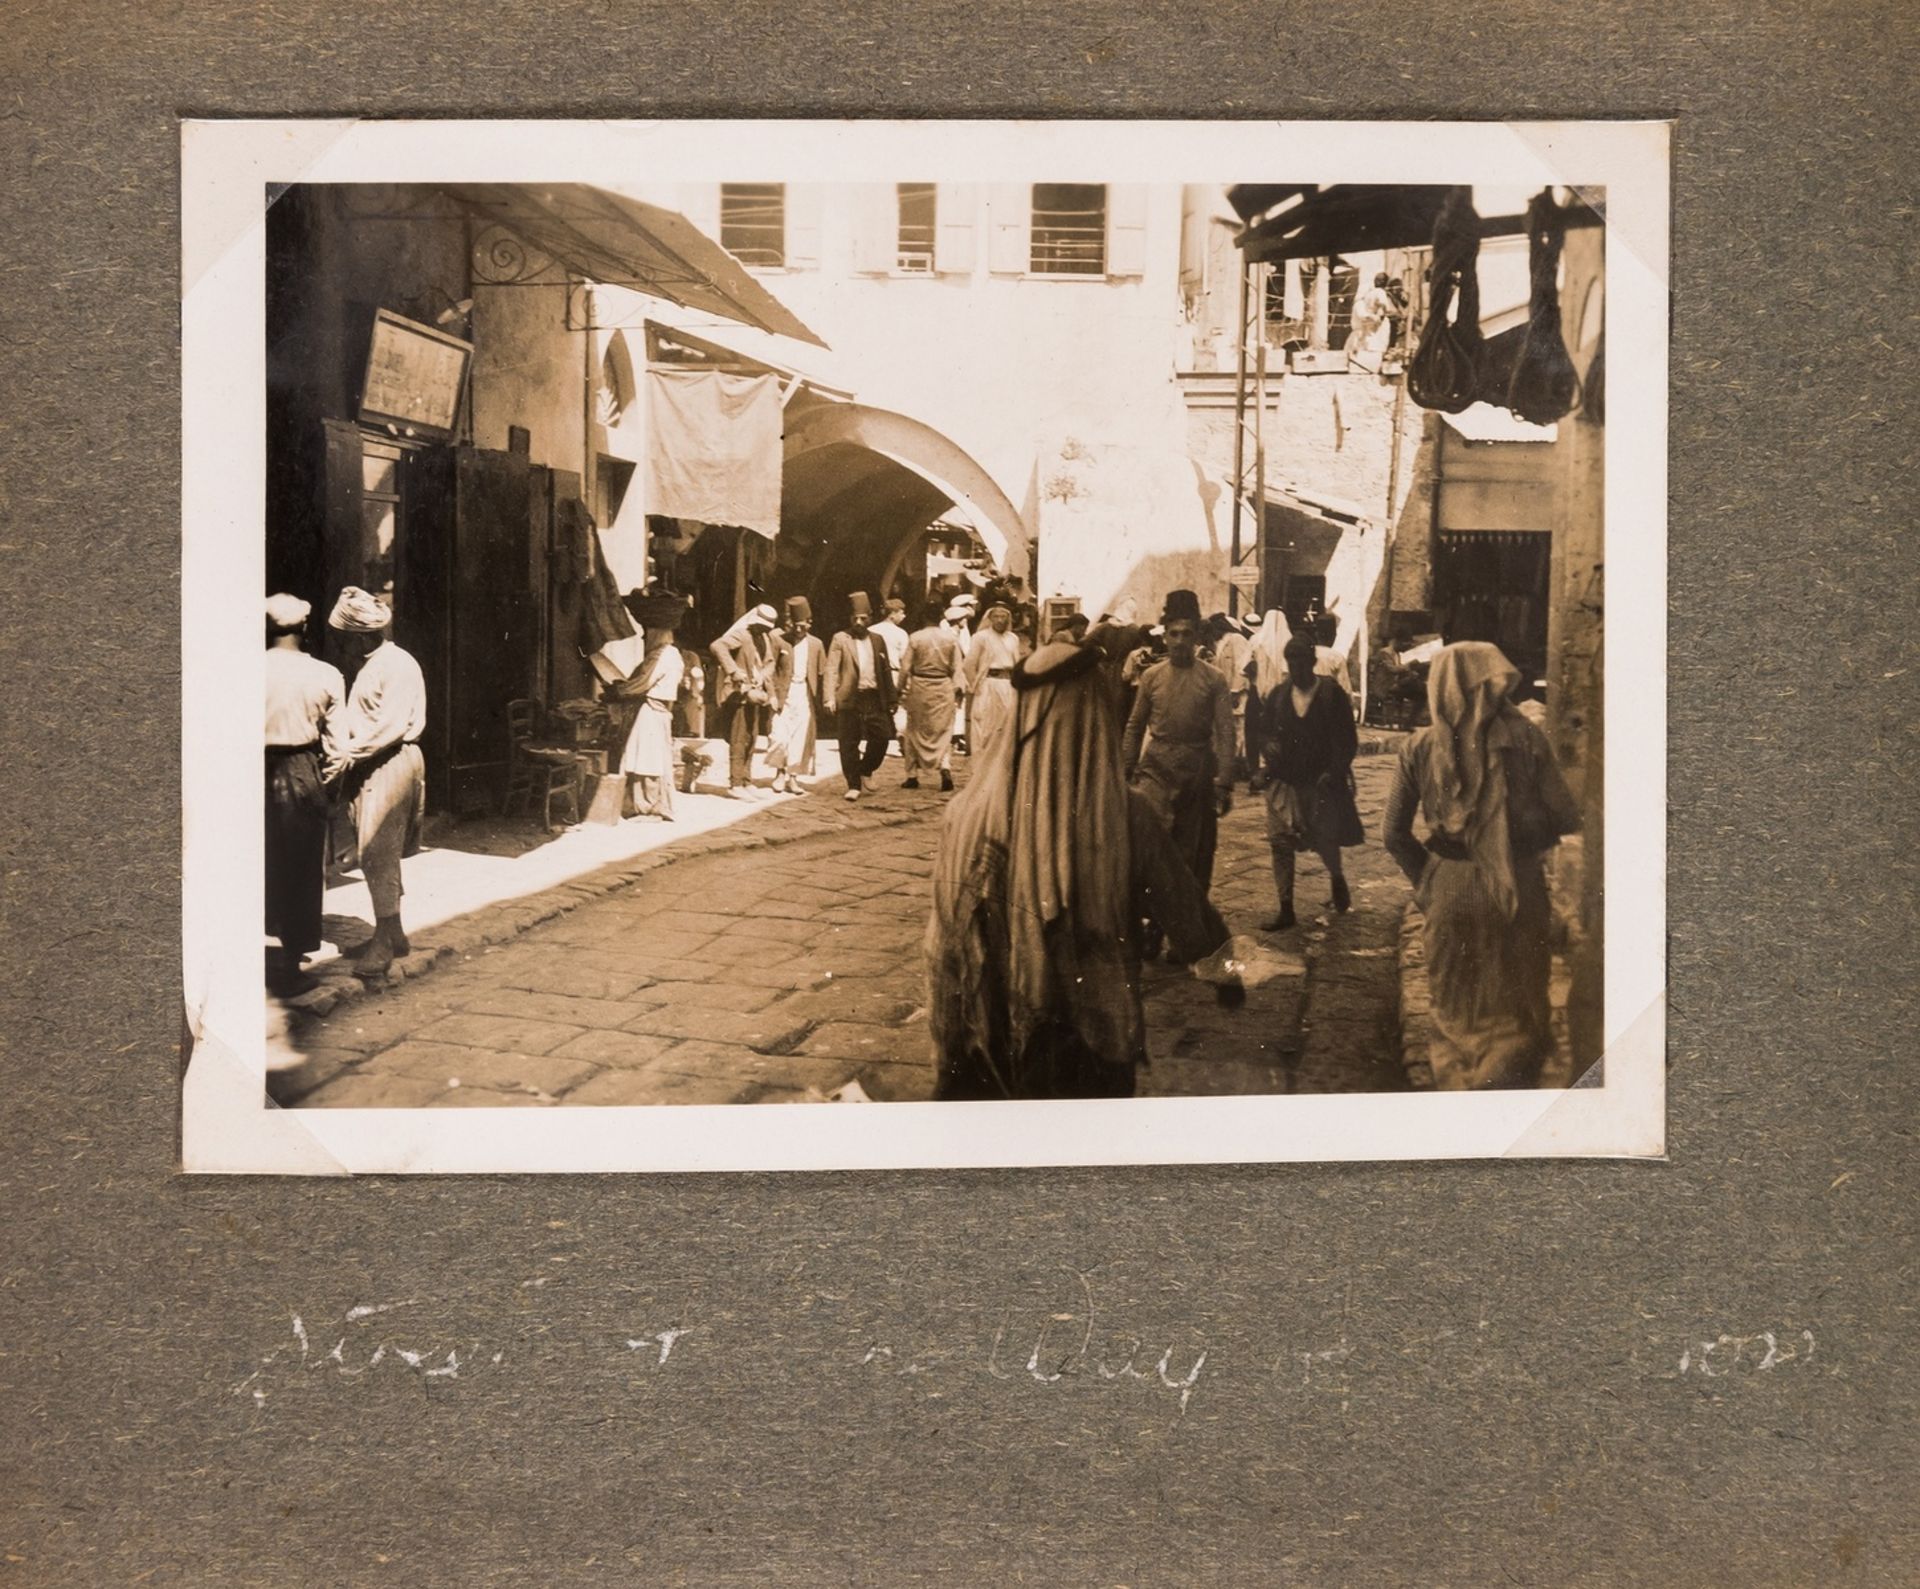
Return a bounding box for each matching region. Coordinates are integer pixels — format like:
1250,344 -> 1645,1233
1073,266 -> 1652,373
265,574 -> 1583,1097
922,587 -> 1583,1101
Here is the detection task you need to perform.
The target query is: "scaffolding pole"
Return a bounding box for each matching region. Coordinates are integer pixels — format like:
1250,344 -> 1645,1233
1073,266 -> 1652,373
1227,256 -> 1269,619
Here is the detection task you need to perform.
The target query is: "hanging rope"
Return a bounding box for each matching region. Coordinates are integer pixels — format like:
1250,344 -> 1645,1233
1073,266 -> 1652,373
1407,187 -> 1485,414
1507,188 -> 1582,425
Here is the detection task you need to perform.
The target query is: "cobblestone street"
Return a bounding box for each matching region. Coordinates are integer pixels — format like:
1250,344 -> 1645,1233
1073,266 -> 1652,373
273,752 -> 1412,1107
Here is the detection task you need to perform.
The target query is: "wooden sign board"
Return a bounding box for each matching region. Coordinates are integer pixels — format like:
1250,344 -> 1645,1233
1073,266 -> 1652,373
359,308 -> 473,440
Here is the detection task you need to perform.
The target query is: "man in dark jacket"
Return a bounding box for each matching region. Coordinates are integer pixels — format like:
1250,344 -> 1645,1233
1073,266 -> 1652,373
1248,632 -> 1362,929
824,591 -> 896,803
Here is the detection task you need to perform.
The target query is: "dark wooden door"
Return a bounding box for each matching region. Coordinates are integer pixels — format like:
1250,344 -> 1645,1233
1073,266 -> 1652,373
397,444 -> 544,814
1433,530 -> 1553,684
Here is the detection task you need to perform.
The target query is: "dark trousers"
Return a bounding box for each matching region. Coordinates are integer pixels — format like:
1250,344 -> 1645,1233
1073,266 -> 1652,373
265,746 -> 328,956
718,696 -> 768,788
837,689 -> 891,791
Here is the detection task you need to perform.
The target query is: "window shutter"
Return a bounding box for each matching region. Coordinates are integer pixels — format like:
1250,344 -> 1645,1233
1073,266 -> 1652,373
1107,184 -> 1149,278
934,182 -> 978,275
852,184 -> 895,274
785,184 -> 821,269
988,183 -> 1031,274
680,184 -> 721,243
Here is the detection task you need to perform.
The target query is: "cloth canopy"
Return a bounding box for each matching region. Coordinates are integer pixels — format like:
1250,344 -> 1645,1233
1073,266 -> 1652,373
438,184 -> 827,348
645,369 -> 784,539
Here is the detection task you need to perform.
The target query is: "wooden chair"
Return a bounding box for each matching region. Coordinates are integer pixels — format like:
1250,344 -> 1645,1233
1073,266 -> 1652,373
501,698 -> 580,830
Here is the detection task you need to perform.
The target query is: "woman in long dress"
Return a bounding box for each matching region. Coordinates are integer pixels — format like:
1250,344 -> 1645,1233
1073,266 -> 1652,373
1382,642 -> 1581,1088
616,625 -> 685,820
962,602 -> 1025,763
899,605 -> 962,792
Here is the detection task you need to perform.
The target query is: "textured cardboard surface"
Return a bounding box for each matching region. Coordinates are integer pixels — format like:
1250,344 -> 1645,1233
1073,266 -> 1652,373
2,4 -> 1916,1584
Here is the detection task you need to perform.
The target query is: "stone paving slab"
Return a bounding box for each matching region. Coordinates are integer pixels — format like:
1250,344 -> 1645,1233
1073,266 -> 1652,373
410,1012 -> 586,1056
455,987 -> 668,1029
549,1028 -> 683,1070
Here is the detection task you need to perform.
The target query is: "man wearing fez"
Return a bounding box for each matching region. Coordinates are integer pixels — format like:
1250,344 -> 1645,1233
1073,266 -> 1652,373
768,595 -> 824,796
264,594 -> 344,994
325,586 -> 427,980
710,602 -> 791,800
1121,589 -> 1235,897
824,591 -> 896,804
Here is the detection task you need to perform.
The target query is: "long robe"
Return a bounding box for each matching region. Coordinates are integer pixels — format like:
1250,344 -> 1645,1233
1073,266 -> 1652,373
769,631 -> 822,776
1382,645 -> 1581,1089
900,625 -> 959,776
927,643 -> 1228,1100
617,643 -> 683,817
963,625 -> 1024,762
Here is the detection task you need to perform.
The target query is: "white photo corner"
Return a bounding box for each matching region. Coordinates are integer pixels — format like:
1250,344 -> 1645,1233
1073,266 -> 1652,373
181,118 -> 1668,1174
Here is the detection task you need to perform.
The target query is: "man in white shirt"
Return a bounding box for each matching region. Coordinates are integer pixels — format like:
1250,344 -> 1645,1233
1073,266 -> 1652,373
870,597 -> 910,755
264,593 -> 344,994
325,586 -> 428,979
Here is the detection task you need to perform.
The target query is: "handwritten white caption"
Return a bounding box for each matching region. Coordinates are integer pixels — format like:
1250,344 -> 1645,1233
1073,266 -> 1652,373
228,1297 -> 1827,1415
1676,1330 -> 1816,1378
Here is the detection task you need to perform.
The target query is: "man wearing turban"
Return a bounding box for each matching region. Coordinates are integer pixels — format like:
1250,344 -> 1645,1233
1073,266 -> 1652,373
264,594 -> 344,994
325,586 -> 427,979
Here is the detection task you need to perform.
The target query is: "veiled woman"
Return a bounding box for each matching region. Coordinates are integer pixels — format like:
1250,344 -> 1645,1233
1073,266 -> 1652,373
1383,642 -> 1582,1088
926,640 -> 1239,1100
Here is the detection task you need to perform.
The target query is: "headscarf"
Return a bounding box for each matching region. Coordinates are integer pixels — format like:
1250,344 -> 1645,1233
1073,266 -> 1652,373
715,604 -> 778,679
328,586 -> 391,633
1250,609 -> 1293,696
1422,641 -> 1525,918
926,642 -> 1139,1095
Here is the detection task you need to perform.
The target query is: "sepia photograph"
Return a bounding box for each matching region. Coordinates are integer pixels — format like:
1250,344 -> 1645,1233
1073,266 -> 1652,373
181,120 -> 1667,1171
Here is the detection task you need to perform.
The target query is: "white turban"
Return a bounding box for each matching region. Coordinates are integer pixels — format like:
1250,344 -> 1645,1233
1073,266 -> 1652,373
944,602 -> 968,622
328,586 -> 392,633
745,603 -> 779,628
265,593 -> 310,631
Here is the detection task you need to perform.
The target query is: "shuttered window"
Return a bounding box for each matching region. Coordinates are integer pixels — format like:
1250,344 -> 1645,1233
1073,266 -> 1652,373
719,183 -> 785,268
1029,183 -> 1106,275
896,183 -> 937,273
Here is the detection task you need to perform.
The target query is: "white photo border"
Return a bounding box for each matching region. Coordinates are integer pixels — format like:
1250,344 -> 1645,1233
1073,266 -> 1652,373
182,118 -> 1668,1173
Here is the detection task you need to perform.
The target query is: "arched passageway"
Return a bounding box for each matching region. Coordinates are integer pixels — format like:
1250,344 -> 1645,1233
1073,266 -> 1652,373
774,401 -> 1029,634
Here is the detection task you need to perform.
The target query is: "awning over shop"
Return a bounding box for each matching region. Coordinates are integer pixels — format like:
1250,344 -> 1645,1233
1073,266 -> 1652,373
438,183 -> 829,348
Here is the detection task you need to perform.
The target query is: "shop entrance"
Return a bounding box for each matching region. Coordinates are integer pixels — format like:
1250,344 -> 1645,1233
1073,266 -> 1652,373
1432,529 -> 1552,686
